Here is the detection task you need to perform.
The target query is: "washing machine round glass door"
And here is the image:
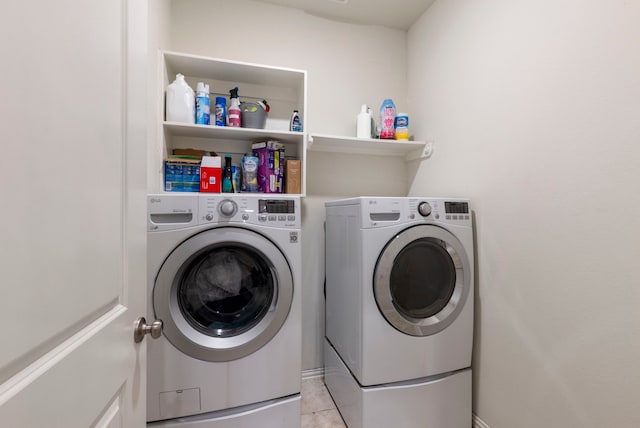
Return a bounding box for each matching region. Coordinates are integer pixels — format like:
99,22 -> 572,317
153,227 -> 293,362
374,224 -> 471,337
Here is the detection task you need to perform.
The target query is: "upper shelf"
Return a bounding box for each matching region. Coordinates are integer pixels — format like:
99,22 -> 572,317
164,122 -> 304,145
308,133 -> 430,161
163,51 -> 306,89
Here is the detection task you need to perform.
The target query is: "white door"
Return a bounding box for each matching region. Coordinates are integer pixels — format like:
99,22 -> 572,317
0,0 -> 149,427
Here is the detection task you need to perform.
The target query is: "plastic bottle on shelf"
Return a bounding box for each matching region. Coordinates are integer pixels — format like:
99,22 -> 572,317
356,104 -> 371,138
195,82 -> 210,125
290,110 -> 303,132
227,87 -> 242,127
166,73 -> 195,124
368,106 -> 377,138
215,96 -> 226,126
394,112 -> 409,140
241,153 -> 260,192
379,99 -> 396,139
222,154 -> 234,193
232,165 -> 240,193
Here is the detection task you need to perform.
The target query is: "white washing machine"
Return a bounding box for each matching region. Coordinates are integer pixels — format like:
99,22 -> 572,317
323,197 -> 474,428
146,193 -> 302,427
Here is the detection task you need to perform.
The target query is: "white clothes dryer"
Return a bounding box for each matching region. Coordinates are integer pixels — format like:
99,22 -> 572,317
146,194 -> 301,427
323,197 -> 474,428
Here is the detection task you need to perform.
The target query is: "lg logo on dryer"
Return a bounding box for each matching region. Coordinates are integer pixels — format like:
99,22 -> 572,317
289,232 -> 299,243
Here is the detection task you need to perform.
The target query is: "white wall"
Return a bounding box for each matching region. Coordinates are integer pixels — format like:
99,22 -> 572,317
408,1 -> 640,427
168,0 -> 409,370
148,0 -> 172,190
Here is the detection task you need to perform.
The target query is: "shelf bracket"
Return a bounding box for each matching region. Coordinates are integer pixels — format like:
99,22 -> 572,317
406,141 -> 433,161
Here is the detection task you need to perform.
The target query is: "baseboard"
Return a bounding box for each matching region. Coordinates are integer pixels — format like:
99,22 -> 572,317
301,367 -> 324,380
473,413 -> 491,428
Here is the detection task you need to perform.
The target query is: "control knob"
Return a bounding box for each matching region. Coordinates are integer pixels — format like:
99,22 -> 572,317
218,199 -> 237,217
417,201 -> 432,217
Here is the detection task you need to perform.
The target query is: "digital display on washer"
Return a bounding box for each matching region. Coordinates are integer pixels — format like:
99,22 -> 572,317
445,201 -> 469,214
259,199 -> 295,214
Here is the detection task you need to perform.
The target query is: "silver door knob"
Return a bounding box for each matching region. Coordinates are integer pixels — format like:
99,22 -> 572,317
134,317 -> 163,343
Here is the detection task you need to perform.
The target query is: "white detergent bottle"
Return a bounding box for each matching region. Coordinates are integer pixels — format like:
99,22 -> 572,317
356,104 -> 371,138
290,110 -> 303,132
166,74 -> 195,124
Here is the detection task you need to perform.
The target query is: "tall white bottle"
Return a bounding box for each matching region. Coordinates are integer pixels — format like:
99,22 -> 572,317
166,74 -> 195,124
356,104 -> 371,138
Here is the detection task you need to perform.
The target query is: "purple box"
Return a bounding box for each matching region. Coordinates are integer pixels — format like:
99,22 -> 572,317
252,141 -> 285,193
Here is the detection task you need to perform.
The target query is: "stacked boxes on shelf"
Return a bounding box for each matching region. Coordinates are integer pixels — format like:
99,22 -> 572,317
164,158 -> 201,192
164,149 -> 212,192
163,142 -> 300,195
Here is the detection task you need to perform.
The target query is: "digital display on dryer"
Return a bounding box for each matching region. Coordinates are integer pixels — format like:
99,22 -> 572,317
259,199 -> 295,214
445,202 -> 469,214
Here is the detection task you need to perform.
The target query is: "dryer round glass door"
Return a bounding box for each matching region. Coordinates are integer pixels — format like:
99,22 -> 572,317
154,227 -> 293,362
374,224 -> 471,337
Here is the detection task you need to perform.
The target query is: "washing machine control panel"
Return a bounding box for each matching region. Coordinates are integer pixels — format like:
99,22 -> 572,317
199,195 -> 300,228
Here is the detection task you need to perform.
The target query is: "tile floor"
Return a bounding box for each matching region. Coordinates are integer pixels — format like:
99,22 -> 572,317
301,376 -> 346,428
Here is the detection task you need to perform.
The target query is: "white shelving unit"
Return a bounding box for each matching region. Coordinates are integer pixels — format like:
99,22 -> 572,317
158,51 -> 308,195
308,133 -> 430,161
154,51 -> 430,196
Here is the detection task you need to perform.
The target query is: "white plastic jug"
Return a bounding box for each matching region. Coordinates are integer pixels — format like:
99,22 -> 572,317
356,104 -> 371,138
166,73 -> 195,124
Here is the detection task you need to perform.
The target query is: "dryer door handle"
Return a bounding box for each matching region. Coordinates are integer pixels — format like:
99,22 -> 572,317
133,317 -> 163,343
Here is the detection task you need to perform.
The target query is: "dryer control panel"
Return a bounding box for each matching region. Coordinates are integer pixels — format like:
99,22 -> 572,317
326,197 -> 471,229
407,198 -> 471,224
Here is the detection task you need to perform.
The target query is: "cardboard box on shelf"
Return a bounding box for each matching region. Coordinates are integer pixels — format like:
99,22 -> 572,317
285,159 -> 301,194
172,148 -> 215,157
199,156 -> 222,193
252,141 -> 285,194
164,157 -> 201,192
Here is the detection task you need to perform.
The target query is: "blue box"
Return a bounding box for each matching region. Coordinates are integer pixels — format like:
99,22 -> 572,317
164,158 -> 201,192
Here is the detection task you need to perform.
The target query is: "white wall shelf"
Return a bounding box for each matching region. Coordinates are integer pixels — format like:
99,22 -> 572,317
164,122 -> 304,145
308,133 -> 429,161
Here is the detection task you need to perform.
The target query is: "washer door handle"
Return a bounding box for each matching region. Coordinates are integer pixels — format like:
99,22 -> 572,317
133,317 -> 163,343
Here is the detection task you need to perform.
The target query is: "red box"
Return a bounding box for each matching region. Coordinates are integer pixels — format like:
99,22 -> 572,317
199,156 -> 222,193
